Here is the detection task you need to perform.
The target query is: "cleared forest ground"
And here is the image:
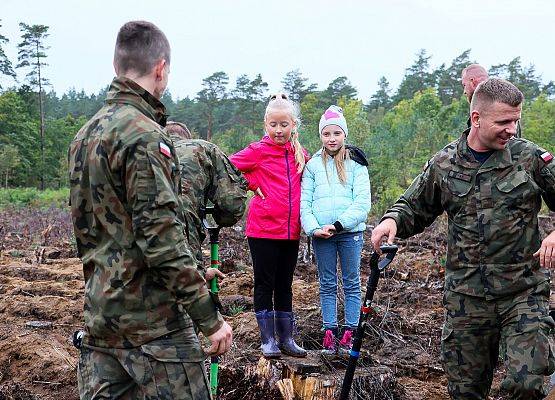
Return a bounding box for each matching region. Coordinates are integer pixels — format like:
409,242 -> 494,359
1,206 -> 553,400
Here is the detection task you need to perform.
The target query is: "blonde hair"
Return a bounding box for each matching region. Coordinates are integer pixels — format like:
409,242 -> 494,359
265,93 -> 305,173
321,145 -> 350,185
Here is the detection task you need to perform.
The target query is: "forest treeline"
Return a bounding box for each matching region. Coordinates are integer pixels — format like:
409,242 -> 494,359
0,22 -> 554,214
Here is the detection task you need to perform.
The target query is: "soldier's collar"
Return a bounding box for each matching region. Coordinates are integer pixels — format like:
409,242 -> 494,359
456,130 -> 481,168
458,130 -> 513,170
106,77 -> 168,126
479,142 -> 513,171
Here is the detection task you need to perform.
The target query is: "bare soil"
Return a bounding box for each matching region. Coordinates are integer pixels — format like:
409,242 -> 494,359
0,207 -> 553,399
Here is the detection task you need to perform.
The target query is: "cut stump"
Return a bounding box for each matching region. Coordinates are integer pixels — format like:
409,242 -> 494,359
249,353 -> 335,400
244,351 -> 405,400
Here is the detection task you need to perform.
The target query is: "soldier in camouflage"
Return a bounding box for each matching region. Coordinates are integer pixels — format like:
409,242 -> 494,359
164,121 -> 247,272
372,78 -> 555,399
68,21 -> 232,399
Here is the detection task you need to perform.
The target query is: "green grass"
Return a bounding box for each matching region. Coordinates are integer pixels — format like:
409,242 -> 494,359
0,188 -> 69,208
228,304 -> 245,316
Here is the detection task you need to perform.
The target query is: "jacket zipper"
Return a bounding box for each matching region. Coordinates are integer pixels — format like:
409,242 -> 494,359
285,148 -> 292,240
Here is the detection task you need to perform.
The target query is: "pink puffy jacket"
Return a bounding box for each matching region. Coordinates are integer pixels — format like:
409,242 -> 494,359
230,135 -> 308,240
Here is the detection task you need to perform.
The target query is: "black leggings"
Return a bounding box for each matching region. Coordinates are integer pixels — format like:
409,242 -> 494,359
248,238 -> 300,312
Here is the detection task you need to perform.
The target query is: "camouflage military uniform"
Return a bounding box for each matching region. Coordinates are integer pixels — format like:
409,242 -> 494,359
69,77 -> 221,399
168,134 -> 247,268
383,129 -> 555,399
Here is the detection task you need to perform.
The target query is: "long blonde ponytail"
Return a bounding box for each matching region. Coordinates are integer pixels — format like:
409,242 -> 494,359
291,131 -> 305,173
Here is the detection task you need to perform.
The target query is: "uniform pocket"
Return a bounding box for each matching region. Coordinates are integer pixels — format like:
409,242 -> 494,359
495,170 -> 529,193
440,324 -> 455,370
136,153 -> 180,208
77,347 -> 91,395
141,328 -> 210,399
444,174 -> 474,222
495,170 -> 538,216
446,173 -> 473,198
530,315 -> 555,375
141,328 -> 206,362
145,359 -> 210,400
446,179 -> 472,198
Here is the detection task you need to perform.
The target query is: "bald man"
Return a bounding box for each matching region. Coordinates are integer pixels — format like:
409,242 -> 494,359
461,64 -> 489,103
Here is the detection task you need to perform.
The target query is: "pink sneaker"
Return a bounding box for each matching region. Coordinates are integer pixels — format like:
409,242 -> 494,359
322,329 -> 336,351
339,329 -> 353,349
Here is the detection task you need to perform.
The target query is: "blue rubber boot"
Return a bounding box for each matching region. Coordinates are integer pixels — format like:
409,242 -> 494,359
274,311 -> 307,358
255,310 -> 281,358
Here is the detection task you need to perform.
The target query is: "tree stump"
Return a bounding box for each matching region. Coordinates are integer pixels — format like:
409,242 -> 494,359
251,353 -> 336,400
244,352 -> 406,400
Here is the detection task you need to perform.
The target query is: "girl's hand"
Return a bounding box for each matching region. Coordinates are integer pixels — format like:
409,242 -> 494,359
254,187 -> 265,199
314,229 -> 333,239
321,224 -> 336,235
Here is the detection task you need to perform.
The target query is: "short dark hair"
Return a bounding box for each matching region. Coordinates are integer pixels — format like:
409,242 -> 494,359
471,78 -> 524,111
114,21 -> 170,76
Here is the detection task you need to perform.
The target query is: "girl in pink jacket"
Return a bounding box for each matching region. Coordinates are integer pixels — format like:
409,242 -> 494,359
230,93 -> 308,358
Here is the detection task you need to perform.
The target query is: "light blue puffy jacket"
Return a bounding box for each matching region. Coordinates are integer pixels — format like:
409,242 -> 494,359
300,148 -> 371,236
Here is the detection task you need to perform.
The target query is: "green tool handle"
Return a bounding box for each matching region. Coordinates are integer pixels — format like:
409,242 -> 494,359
210,356 -> 219,397
210,242 -> 219,293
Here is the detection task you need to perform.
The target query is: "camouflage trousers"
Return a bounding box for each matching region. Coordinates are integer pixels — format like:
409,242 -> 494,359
77,328 -> 211,400
441,282 -> 555,400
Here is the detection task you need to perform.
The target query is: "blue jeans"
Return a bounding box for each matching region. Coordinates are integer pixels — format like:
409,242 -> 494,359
312,232 -> 363,330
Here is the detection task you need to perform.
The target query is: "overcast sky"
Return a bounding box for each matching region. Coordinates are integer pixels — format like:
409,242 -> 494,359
1,0 -> 554,101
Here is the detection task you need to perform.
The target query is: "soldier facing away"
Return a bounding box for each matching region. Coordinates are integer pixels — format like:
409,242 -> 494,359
68,21 -> 231,399
372,78 -> 555,399
164,121 -> 248,275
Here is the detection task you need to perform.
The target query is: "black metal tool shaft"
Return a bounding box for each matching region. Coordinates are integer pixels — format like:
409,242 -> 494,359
339,245 -> 398,400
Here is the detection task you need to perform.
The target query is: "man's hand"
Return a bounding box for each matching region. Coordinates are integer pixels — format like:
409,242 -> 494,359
205,321 -> 233,356
370,218 -> 398,252
313,228 -> 333,239
533,230 -> 555,268
205,268 -> 225,282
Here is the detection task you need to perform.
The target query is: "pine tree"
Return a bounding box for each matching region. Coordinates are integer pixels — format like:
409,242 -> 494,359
368,77 -> 392,110
281,69 -> 317,103
196,71 -> 228,141
16,23 -> 50,189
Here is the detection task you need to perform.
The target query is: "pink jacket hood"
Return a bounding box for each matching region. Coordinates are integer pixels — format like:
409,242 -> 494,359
230,135 -> 308,240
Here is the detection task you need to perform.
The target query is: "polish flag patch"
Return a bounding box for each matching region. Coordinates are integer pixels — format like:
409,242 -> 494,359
541,151 -> 553,163
159,142 -> 171,158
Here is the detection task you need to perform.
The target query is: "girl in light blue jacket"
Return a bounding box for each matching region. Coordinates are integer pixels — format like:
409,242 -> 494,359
300,105 -> 371,353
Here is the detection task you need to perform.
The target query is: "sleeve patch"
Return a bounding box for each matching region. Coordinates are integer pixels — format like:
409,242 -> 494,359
159,142 -> 172,158
540,151 -> 553,164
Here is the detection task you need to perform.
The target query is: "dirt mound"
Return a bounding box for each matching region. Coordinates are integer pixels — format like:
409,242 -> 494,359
0,257 -> 83,400
1,207 -> 553,399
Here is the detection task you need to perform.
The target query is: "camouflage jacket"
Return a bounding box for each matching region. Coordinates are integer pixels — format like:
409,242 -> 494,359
168,134 -> 248,267
68,77 -> 223,348
383,129 -> 555,299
